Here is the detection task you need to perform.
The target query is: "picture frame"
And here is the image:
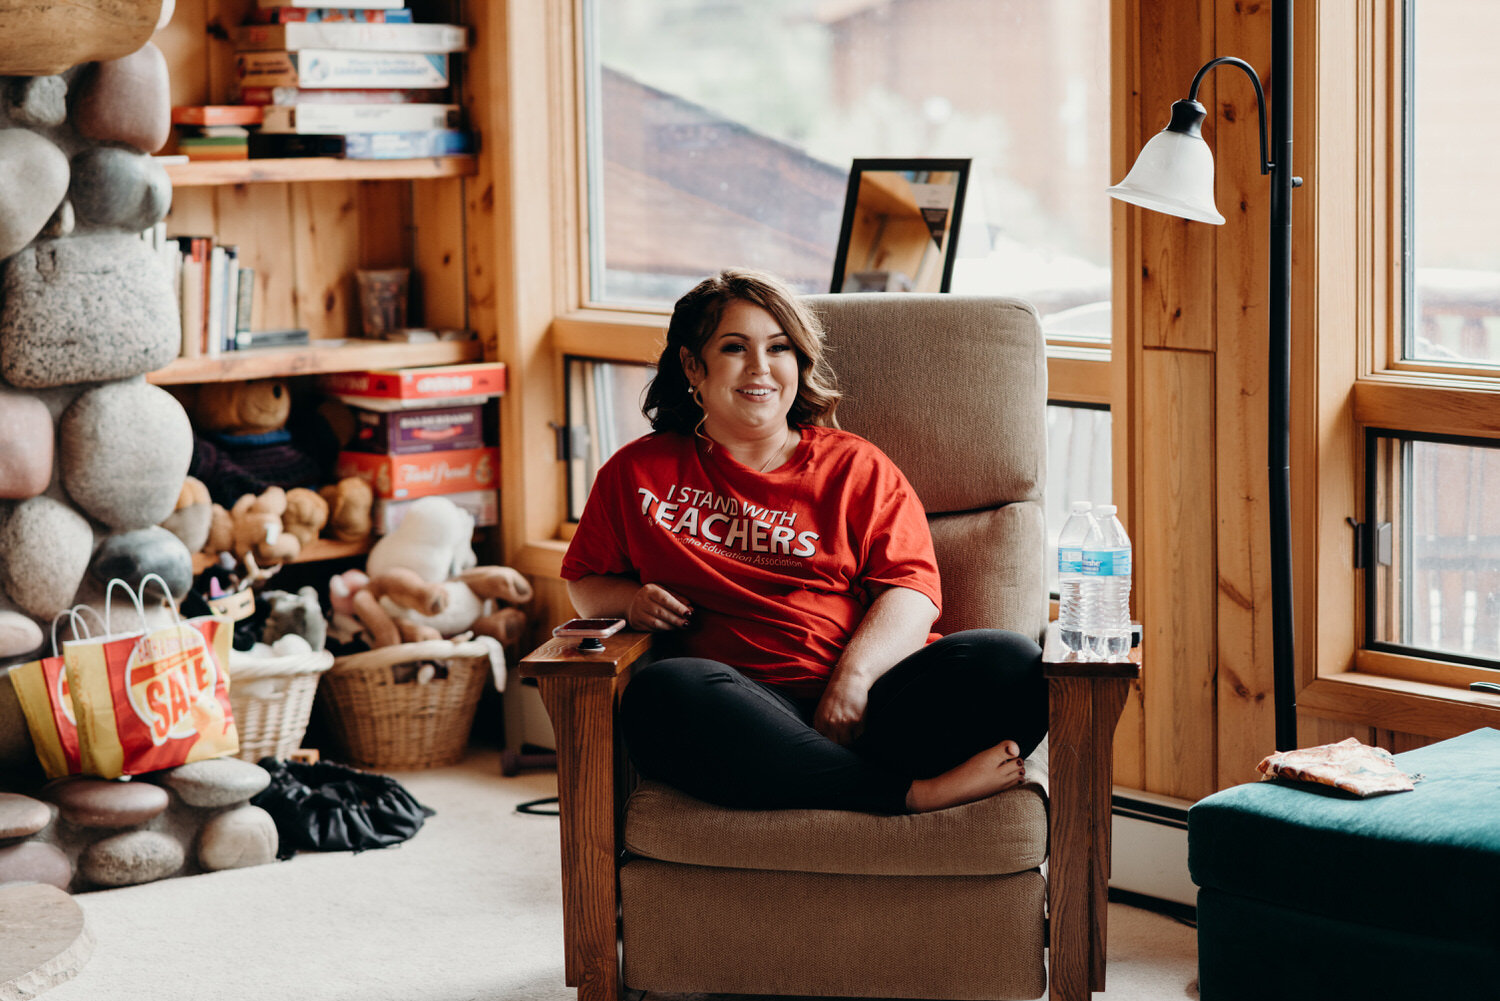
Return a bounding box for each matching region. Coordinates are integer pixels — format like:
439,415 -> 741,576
829,157 -> 971,294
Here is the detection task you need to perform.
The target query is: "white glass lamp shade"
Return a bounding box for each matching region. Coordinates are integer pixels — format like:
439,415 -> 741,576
1107,128 -> 1226,226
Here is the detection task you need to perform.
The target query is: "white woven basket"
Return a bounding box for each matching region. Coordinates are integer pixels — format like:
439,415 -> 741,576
227,648 -> 335,762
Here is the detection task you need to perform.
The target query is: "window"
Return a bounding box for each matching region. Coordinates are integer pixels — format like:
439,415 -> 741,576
1045,402 -> 1111,595
1404,1 -> 1500,366
564,358 -> 655,521
1367,431 -> 1500,668
583,0 -> 1113,343
1316,0 -> 1500,719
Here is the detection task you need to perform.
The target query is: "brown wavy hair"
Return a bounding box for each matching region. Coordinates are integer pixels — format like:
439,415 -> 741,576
642,268 -> 841,435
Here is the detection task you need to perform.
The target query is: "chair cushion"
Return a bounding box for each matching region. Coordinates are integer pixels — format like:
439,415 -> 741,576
1188,727 -> 1500,948
623,778 -> 1047,876
802,293 -> 1046,517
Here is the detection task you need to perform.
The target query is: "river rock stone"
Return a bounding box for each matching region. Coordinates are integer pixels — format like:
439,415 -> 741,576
0,497 -> 94,620
0,841 -> 72,890
0,793 -> 52,840
79,829 -> 183,887
0,235 -> 179,388
60,380 -> 191,530
0,671 -> 44,786
0,390 -> 54,500
0,611 -> 44,659
44,776 -> 169,828
8,76 -> 67,128
89,526 -> 193,598
159,758 -> 270,808
68,147 -> 171,231
197,804 -> 277,871
71,43 -> 171,153
0,130 -> 69,263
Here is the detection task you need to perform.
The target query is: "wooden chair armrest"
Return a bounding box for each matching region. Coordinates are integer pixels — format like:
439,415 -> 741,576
519,629 -> 655,679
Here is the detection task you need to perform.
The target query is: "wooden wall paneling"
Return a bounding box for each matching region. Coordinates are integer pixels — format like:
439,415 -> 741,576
412,177 -> 469,333
1297,714 -> 1374,749
209,182 -> 297,335
1109,0 -> 1144,787
1374,729 -> 1433,754
1136,0 -> 1215,354
1139,348 -> 1218,800
154,0 -> 209,107
1210,0 -> 1277,787
289,181 -> 360,340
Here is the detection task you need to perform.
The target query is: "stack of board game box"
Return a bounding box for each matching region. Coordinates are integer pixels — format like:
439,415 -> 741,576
320,362 -> 506,534
228,0 -> 473,160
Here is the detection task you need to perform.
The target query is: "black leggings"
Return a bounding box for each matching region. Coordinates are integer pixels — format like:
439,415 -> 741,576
619,629 -> 1047,814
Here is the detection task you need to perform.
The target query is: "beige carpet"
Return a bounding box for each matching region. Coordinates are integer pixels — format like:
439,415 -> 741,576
37,749 -> 1198,1001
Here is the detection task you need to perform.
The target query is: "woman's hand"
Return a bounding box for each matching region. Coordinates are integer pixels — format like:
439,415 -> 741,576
813,672 -> 869,746
627,583 -> 694,632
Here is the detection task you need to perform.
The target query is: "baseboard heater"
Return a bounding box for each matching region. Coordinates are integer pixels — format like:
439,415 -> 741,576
1108,787 -> 1198,923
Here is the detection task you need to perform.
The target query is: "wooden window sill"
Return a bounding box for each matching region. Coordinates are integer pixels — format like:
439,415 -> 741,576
1300,671 -> 1500,739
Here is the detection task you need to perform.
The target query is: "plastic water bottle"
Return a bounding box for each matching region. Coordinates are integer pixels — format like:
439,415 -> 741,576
1082,504 -> 1132,660
1056,501 -> 1095,656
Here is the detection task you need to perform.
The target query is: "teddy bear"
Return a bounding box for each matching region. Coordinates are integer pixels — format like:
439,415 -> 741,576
183,377 -> 340,507
326,496 -> 533,650
319,476 -> 373,543
205,485 -> 330,567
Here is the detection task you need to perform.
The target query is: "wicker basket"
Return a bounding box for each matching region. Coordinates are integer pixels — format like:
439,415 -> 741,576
227,648 -> 335,763
317,639 -> 492,770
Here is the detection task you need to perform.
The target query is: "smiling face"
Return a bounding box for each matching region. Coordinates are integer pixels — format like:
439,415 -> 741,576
682,298 -> 802,445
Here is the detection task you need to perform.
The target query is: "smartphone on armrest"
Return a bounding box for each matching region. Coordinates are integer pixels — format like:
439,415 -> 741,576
552,617 -> 627,639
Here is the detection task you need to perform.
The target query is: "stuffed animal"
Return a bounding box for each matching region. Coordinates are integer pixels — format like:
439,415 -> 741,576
159,475 -> 213,554
185,378 -> 339,507
208,485 -> 328,567
318,476 -> 373,543
261,585 -> 328,653
332,496 -> 533,649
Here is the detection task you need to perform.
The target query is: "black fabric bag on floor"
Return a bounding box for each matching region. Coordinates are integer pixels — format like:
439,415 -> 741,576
252,758 -> 435,860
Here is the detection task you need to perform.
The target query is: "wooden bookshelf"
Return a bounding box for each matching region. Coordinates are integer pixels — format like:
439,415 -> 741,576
191,537 -> 372,575
148,339 -> 483,384
163,156 -> 479,188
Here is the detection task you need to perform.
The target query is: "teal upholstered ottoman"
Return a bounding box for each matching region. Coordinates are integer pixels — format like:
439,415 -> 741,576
1188,727 -> 1500,1001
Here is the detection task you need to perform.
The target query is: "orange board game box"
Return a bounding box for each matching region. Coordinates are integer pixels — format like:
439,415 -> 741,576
318,362 -> 506,411
336,446 -> 499,500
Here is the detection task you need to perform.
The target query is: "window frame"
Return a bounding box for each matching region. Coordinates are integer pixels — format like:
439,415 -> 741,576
1298,0 -> 1500,738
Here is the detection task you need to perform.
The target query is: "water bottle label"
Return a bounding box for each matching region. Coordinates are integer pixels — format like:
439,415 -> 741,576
1083,548 -> 1131,576
1058,547 -> 1084,574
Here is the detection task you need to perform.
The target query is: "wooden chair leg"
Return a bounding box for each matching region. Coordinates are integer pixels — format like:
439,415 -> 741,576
1046,674 -> 1133,1001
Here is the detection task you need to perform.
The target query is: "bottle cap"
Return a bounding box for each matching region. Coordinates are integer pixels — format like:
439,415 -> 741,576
1096,504 -> 1118,515
1070,501 -> 1092,512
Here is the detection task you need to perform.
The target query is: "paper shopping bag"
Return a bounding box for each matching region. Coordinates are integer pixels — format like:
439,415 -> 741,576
7,607 -> 105,779
65,575 -> 239,778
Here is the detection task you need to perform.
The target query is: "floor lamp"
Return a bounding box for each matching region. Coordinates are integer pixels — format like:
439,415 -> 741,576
1106,2 -> 1301,751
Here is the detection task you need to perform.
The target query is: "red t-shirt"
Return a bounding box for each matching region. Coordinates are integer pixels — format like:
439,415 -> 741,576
561,426 -> 942,696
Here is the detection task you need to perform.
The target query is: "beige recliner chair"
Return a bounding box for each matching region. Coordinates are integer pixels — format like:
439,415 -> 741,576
522,294 -> 1137,1001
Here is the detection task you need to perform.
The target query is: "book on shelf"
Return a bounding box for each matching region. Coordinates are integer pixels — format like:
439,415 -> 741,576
249,6 -> 413,23
171,105 -> 265,126
234,22 -> 468,53
256,0 -> 406,8
237,328 -> 310,350
171,236 -> 254,358
319,362 -> 507,411
175,125 -> 251,160
258,101 -> 460,134
236,85 -> 436,106
234,49 -> 450,89
248,128 -> 474,160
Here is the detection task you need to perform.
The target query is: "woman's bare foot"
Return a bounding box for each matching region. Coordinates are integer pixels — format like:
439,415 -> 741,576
904,740 -> 1026,813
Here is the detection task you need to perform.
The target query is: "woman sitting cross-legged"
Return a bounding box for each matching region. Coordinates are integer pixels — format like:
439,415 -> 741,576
562,267 -> 1048,814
